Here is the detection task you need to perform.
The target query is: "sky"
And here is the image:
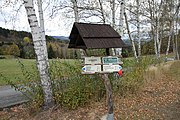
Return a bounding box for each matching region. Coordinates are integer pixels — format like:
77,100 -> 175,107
0,0 -> 151,39
0,0 -> 72,36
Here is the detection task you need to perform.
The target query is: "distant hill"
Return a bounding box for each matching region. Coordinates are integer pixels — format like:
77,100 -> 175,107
52,36 -> 69,41
0,27 -> 73,59
0,27 -> 68,43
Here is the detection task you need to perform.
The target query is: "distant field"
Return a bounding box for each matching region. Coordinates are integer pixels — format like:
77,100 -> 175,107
0,59 -> 79,86
0,59 -> 36,86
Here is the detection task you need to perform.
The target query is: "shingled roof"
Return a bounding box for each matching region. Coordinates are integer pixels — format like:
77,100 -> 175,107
68,22 -> 125,49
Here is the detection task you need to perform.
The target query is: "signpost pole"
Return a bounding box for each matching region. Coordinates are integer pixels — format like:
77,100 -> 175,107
100,74 -> 113,120
106,48 -> 110,56
80,49 -> 114,120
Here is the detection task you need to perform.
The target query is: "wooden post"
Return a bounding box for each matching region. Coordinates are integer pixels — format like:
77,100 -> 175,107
100,74 -> 113,120
106,48 -> 110,56
81,48 -> 114,120
103,48 -> 114,120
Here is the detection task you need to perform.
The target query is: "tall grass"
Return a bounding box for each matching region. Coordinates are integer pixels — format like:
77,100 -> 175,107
115,56 -> 161,96
0,56 -> 162,110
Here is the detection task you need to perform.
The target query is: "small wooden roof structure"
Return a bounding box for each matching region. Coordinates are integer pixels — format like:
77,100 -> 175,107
68,22 -> 125,49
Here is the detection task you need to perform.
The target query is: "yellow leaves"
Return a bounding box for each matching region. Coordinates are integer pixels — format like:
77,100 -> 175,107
23,37 -> 31,43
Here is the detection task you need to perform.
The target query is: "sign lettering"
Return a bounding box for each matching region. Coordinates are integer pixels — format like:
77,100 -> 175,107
102,57 -> 119,64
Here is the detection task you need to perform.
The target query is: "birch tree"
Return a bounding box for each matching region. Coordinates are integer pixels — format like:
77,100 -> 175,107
110,0 -> 116,55
136,0 -> 141,57
147,0 -> 164,59
37,0 -> 48,62
175,2 -> 180,60
23,0 -> 54,108
147,0 -> 157,56
165,0 -> 180,57
98,0 -> 106,23
127,0 -> 141,57
110,0 -> 116,28
124,11 -> 138,59
155,0 -> 163,59
71,0 -> 79,22
118,0 -> 125,36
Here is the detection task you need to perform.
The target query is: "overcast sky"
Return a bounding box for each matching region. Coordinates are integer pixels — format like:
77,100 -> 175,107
0,0 -> 72,36
0,0 -> 151,39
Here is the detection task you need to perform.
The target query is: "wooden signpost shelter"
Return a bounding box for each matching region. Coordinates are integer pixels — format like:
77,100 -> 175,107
68,22 -> 126,120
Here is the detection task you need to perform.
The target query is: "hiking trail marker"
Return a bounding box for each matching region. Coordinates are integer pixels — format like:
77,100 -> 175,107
82,56 -> 123,74
68,22 -> 126,120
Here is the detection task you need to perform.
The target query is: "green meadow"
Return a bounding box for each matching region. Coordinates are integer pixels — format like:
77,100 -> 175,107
0,54 -> 176,86
0,59 -> 36,86
0,59 -> 79,86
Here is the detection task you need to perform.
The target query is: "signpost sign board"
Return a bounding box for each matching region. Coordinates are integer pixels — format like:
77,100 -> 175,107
103,65 -> 122,72
85,57 -> 101,64
82,65 -> 101,73
102,57 -> 119,64
82,56 -> 123,73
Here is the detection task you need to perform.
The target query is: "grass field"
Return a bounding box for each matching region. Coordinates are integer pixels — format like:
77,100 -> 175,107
0,54 -> 176,86
0,59 -> 36,86
0,59 -> 79,86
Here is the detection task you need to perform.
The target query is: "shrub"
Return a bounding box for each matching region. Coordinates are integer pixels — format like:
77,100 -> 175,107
50,59 -> 105,109
0,59 -> 106,110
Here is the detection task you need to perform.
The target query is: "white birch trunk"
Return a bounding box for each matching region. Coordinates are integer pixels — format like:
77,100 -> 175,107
37,0 -> 48,62
175,18 -> 179,60
71,0 -> 86,58
124,11 -> 138,60
172,30 -> 176,57
174,1 -> 180,60
166,1 -> 180,57
71,0 -> 79,22
98,0 -> 106,24
175,35 -> 179,60
156,18 -> 161,58
165,21 -> 173,56
148,0 -> 158,57
157,1 -> 162,59
136,0 -> 141,57
112,0 -> 125,56
111,0 -> 115,28
119,0 -> 124,36
24,0 -> 53,108
148,0 -> 167,59
111,0 -> 116,56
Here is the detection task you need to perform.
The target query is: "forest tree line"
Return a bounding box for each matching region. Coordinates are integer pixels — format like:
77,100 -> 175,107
1,0 -> 180,60
0,27 -> 80,59
0,26 -> 179,59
